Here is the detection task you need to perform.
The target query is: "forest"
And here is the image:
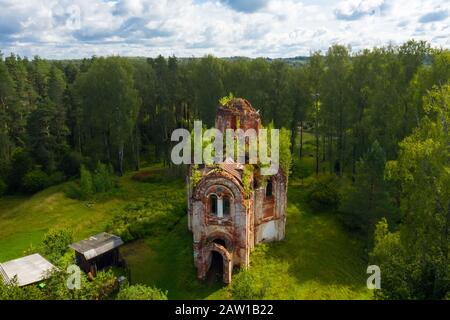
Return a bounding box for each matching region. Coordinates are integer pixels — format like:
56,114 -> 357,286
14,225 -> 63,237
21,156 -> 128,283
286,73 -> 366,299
0,39 -> 449,300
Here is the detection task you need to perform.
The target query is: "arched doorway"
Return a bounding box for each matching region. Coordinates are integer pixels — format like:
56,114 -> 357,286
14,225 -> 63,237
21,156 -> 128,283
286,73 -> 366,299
207,250 -> 224,283
205,242 -> 232,284
206,232 -> 234,251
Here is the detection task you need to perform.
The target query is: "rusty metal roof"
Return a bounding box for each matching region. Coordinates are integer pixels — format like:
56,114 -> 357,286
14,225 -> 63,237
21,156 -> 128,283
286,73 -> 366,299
219,163 -> 243,182
0,253 -> 56,286
69,232 -> 123,260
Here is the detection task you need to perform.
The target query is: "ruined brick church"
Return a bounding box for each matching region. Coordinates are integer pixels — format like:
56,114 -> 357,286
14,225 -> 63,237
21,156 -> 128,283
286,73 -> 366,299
187,98 -> 287,284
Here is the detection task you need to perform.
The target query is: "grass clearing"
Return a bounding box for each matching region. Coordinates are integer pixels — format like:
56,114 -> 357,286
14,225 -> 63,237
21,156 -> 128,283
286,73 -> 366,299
0,185 -> 113,261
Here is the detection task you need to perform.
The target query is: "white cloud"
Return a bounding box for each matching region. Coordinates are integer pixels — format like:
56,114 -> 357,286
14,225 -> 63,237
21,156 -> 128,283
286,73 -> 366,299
334,0 -> 386,20
0,0 -> 448,59
114,0 -> 146,16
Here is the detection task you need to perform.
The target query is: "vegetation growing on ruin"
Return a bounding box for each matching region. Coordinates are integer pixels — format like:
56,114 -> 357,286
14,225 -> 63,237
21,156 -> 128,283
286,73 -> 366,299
189,165 -> 202,188
219,93 -> 235,106
242,165 -> 254,198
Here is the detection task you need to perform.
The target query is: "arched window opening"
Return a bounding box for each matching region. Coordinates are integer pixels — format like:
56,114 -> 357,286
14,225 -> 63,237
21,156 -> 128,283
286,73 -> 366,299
223,196 -> 230,216
213,238 -> 226,247
210,194 -> 218,216
209,192 -> 232,219
266,180 -> 273,198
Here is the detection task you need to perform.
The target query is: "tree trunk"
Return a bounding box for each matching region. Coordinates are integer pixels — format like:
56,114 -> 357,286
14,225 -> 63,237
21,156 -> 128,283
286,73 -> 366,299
118,143 -> 124,176
133,125 -> 140,171
290,123 -> 297,154
299,120 -> 303,158
315,120 -> 319,176
77,123 -> 82,155
104,131 -> 111,164
328,133 -> 333,174
338,105 -> 344,177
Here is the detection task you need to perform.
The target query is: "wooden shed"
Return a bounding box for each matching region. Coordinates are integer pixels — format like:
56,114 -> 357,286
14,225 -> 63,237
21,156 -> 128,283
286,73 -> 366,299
0,253 -> 56,287
69,232 -> 124,276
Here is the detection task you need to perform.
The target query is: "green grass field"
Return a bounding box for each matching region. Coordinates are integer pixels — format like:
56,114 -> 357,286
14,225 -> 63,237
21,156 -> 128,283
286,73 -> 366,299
0,161 -> 372,300
0,185 -> 114,262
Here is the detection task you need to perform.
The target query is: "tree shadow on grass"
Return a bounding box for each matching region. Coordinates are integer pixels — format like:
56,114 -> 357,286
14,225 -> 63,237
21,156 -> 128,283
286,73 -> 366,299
250,184 -> 371,298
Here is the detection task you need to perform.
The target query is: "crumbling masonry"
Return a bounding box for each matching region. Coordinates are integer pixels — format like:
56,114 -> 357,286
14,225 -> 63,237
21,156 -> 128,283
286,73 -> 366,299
187,98 -> 287,283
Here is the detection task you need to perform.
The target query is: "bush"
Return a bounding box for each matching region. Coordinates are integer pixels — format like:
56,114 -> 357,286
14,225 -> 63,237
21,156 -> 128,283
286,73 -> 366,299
87,270 -> 119,300
117,284 -> 168,300
42,268 -> 118,300
0,178 -> 6,197
66,163 -> 116,200
22,169 -> 49,193
65,182 -> 84,200
292,158 -> 313,182
79,165 -> 94,198
189,165 -> 202,187
231,269 -> 267,300
306,174 -> 340,210
107,189 -> 186,243
92,162 -> 115,193
0,277 -> 45,300
42,229 -> 73,262
369,219 -> 411,299
109,201 -> 186,242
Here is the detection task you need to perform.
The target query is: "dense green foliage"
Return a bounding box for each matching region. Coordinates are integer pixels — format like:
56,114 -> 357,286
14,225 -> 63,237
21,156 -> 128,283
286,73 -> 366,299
306,174 -> 340,210
74,57 -> 140,175
242,165 -> 253,198
106,183 -> 185,242
1,41 -> 446,194
339,141 -> 396,238
65,163 -> 116,200
371,85 -> 450,300
0,267 -> 121,300
231,269 -> 267,300
22,169 -> 50,193
42,229 -> 73,262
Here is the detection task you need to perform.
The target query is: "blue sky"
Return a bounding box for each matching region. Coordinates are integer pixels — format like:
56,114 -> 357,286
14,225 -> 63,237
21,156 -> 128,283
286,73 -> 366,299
0,0 -> 449,59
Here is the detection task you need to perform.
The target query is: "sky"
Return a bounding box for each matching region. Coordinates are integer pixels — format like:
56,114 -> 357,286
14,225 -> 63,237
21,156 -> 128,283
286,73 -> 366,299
0,0 -> 449,59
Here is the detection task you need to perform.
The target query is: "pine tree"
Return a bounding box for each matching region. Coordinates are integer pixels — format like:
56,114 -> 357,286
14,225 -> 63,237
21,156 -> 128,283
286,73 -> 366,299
0,55 -> 15,162
340,140 -> 395,239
